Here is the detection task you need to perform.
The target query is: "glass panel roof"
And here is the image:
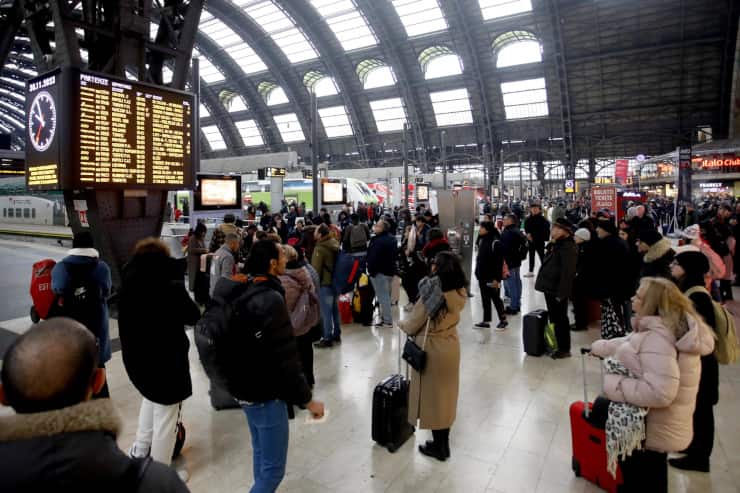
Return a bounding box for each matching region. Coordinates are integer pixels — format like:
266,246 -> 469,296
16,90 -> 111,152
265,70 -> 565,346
424,54 -> 463,79
497,41 -> 541,67
199,104 -> 211,117
370,98 -> 408,133
242,0 -> 319,63
391,0 -> 448,38
0,87 -> 23,103
273,113 -> 306,142
258,82 -> 290,106
500,77 -> 549,119
318,105 -> 354,137
225,95 -> 249,113
199,12 -> 268,75
357,60 -> 396,89
235,119 -> 265,146
430,88 -> 474,126
202,125 -> 228,150
310,0 -> 377,51
479,0 -> 532,21
192,48 -> 226,83
304,70 -> 339,97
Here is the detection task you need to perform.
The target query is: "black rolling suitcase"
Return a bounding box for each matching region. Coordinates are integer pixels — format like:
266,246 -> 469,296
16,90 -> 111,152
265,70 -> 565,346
372,326 -> 415,452
523,309 -> 548,356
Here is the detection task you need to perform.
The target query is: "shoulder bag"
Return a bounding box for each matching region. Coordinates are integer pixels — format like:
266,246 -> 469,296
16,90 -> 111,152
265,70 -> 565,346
402,318 -> 431,372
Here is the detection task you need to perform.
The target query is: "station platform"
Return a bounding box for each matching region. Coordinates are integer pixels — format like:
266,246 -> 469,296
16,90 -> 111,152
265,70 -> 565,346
0,223 -> 73,240
0,241 -> 738,492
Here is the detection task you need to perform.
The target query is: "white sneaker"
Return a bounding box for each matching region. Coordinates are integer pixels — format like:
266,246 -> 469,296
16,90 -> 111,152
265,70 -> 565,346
175,466 -> 190,483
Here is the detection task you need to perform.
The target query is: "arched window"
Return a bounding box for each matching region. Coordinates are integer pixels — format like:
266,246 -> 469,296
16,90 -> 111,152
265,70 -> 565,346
492,31 -> 542,68
357,59 -> 396,89
419,46 -> 463,80
258,81 -> 290,106
303,70 -> 339,97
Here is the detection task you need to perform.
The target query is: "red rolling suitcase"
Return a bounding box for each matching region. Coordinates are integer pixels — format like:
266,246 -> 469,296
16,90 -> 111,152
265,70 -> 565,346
30,259 -> 57,322
570,348 -> 623,492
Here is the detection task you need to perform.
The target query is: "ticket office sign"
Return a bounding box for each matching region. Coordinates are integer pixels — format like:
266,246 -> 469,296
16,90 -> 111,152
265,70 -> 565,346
26,67 -> 195,191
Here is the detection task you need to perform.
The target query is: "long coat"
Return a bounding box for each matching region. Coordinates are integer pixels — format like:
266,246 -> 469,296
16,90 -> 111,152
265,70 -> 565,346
398,288 -> 467,430
187,235 -> 208,292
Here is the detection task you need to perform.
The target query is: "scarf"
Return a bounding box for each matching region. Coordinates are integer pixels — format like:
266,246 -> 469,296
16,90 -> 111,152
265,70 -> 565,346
603,357 -> 648,478
418,275 -> 445,319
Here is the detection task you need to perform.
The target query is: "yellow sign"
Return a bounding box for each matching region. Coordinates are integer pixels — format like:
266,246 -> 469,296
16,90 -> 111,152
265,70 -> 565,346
28,163 -> 59,187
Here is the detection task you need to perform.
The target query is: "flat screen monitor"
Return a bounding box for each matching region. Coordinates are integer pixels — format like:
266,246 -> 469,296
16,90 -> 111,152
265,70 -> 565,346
195,175 -> 241,211
416,184 -> 429,202
322,180 -> 345,205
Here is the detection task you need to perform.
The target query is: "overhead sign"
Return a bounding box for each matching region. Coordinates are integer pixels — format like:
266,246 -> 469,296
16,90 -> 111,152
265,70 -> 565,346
591,186 -> 617,217
678,146 -> 692,203
258,167 -> 286,179
565,179 -> 575,193
615,159 -> 629,184
693,154 -> 740,172
26,67 -> 195,191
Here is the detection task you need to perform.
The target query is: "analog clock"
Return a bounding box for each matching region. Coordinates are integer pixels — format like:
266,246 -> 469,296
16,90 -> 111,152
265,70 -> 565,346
28,91 -> 57,152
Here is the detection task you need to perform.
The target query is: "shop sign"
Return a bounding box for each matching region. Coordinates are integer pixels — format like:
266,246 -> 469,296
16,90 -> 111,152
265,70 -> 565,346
698,182 -> 728,193
592,186 -> 617,215
565,179 -> 575,193
693,154 -> 740,172
615,159 -> 629,184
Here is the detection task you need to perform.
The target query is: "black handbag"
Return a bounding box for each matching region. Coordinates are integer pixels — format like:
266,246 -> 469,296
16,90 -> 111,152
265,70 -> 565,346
402,319 -> 430,372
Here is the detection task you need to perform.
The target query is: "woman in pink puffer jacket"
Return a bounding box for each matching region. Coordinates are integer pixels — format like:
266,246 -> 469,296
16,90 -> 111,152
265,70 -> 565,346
590,277 -> 715,493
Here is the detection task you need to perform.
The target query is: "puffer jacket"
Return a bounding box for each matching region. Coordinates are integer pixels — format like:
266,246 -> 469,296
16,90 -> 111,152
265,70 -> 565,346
591,314 -> 715,453
311,236 -> 340,286
279,266 -> 316,337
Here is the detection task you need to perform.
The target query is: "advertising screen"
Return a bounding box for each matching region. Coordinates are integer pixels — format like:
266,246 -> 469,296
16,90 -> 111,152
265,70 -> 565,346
26,67 -> 195,190
416,184 -> 429,202
322,180 -> 345,205
195,175 -> 241,211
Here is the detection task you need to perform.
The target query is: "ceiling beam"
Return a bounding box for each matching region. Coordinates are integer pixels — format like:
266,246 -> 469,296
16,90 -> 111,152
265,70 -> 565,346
0,0 -> 23,70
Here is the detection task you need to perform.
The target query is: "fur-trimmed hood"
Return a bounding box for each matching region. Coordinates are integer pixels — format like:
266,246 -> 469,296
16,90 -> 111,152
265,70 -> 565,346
0,399 -> 120,442
644,238 -> 674,263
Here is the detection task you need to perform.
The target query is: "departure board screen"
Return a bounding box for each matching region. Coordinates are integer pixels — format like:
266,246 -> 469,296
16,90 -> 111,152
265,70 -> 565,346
26,68 -> 195,190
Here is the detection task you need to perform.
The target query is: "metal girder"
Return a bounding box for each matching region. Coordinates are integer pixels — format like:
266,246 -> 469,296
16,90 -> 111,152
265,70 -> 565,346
206,0 -> 320,143
195,33 -> 281,151
567,36 -> 724,64
0,0 -> 23,69
199,81 -> 242,152
718,0 -> 740,139
355,0 -> 428,163
275,0 -> 372,161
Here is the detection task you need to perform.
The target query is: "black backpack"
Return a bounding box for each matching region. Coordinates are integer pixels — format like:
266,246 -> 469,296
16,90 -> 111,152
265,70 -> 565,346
518,232 -> 529,261
53,261 -> 104,337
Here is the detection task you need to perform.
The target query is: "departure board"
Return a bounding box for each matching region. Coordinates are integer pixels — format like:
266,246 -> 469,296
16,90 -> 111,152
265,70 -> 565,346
26,68 -> 195,190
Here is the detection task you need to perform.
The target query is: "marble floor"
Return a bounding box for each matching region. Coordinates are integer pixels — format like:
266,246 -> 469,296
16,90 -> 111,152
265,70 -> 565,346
3,263 -> 740,492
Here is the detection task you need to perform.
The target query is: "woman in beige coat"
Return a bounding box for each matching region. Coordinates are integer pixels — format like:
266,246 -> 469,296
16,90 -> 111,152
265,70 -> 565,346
590,276 -> 714,492
398,251 -> 467,461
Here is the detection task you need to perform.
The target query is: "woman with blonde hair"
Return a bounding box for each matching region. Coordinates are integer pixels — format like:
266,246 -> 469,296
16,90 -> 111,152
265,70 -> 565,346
589,276 -> 714,492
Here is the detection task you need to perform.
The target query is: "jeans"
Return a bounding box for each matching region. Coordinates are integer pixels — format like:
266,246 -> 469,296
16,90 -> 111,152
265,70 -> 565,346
503,267 -> 522,311
319,286 -> 341,341
133,398 -> 181,465
242,400 -> 290,493
545,293 -> 570,353
370,274 -> 393,324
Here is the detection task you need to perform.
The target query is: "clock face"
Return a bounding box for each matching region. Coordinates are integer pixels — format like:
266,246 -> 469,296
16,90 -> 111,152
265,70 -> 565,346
28,91 -> 57,152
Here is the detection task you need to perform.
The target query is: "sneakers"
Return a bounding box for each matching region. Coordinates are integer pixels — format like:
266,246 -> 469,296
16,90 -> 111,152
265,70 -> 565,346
474,322 -> 490,329
523,272 -> 534,278
668,456 -> 710,473
495,320 -> 508,331
128,443 -> 150,459
314,339 -> 333,349
550,350 -> 572,360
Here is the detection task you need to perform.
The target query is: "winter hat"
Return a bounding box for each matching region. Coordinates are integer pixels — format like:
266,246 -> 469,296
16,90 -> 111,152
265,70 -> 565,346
72,231 -> 94,249
674,245 -> 701,255
675,251 -> 710,277
553,217 -> 575,235
637,229 -> 663,247
574,228 -> 591,242
681,224 -> 700,240
595,218 -> 618,236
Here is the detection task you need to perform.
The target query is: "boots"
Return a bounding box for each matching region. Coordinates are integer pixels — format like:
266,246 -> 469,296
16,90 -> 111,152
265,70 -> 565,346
418,429 -> 450,461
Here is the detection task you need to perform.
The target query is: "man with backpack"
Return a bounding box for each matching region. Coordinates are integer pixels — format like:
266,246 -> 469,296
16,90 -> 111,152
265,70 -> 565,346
312,224 -> 341,348
205,240 -> 324,492
343,213 -> 370,253
500,214 -> 525,315
51,231 -> 112,396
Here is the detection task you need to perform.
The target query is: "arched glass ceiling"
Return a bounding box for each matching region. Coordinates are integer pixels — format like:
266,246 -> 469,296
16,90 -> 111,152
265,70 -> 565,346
319,106 -> 354,137
220,90 -> 249,112
273,113 -> 305,142
369,97 -> 408,132
357,59 -> 396,89
304,70 -> 339,97
191,48 -> 226,83
391,0 -> 448,38
479,0 -> 532,21
199,104 -> 211,117
258,81 -> 290,106
310,0 -> 377,51
419,46 -> 464,80
429,88 -> 474,126
493,31 -> 542,67
198,12 -> 268,74
501,78 -> 548,119
235,119 -> 265,146
241,0 -> 319,64
202,125 -> 228,150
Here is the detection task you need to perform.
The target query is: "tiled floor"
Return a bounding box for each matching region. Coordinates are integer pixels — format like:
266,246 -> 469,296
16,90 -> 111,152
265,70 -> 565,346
4,267 -> 740,492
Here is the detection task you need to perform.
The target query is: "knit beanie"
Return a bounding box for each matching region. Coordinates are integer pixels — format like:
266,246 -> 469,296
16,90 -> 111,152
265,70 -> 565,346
637,229 -> 662,246
595,218 -> 617,236
574,228 -> 591,242
675,251 -> 710,278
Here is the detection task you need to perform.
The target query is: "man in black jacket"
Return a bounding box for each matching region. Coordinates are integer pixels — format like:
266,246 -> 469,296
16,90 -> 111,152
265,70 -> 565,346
500,214 -> 523,314
367,220 -> 397,328
0,318 -> 189,492
220,240 -> 324,492
535,218 -> 578,359
474,221 -> 507,330
524,203 -> 550,277
593,219 -> 630,339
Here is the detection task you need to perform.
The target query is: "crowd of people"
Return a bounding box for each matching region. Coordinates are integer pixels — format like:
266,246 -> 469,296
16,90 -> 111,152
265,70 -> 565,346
1,193 -> 738,493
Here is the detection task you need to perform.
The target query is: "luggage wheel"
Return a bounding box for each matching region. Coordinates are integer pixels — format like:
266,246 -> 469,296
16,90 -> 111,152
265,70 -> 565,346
572,456 -> 581,477
30,306 -> 40,323
386,443 -> 399,453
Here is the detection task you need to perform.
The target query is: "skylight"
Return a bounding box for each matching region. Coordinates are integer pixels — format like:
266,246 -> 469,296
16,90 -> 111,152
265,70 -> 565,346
243,1 -> 318,63
225,95 -> 249,113
199,12 -> 268,75
310,0 -> 377,51
430,88 -> 474,126
370,98 -> 408,132
273,113 -> 306,142
493,31 -> 542,67
318,106 -> 354,137
235,119 -> 265,146
303,71 -> 340,97
479,0 -> 532,21
419,46 -> 463,80
266,86 -> 289,106
192,49 -> 226,83
500,78 -> 548,119
391,0 -> 448,38
202,125 -> 228,150
357,60 -> 396,89
200,104 -> 211,117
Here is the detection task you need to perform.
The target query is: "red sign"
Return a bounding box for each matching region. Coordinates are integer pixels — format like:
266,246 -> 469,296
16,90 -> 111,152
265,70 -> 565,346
694,154 -> 740,171
615,159 -> 629,184
591,186 -> 617,218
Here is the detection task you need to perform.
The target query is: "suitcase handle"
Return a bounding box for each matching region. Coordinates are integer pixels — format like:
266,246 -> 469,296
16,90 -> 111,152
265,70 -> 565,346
580,347 -> 604,420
